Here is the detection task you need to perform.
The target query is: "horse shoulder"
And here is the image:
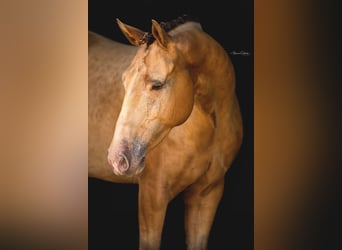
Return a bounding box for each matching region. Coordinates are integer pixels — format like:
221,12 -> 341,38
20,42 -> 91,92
214,94 -> 243,172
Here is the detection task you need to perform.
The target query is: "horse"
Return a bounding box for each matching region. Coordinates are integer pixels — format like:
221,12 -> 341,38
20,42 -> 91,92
88,15 -> 243,250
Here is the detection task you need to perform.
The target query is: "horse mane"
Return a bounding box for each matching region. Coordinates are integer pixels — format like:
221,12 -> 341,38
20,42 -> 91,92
142,15 -> 200,46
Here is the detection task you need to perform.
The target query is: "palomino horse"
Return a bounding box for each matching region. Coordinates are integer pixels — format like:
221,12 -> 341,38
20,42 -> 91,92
89,15 -> 243,250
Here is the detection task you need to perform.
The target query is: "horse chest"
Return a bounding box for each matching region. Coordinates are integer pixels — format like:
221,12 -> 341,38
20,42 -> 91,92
144,113 -> 214,191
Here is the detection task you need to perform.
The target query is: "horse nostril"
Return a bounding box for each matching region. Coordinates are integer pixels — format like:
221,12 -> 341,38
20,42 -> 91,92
117,153 -> 130,172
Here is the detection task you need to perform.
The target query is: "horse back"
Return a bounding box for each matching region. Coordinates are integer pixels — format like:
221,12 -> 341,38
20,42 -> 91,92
88,31 -> 139,183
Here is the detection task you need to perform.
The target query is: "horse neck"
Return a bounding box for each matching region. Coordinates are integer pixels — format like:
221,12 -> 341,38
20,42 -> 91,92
174,28 -> 236,115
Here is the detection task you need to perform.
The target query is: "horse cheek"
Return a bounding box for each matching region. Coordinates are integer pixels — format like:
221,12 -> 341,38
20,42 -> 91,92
171,81 -> 194,126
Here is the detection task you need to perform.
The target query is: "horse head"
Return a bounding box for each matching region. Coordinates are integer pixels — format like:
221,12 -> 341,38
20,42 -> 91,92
108,19 -> 195,176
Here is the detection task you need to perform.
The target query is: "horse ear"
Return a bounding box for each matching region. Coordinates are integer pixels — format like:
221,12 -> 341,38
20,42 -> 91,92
116,18 -> 147,46
151,19 -> 170,48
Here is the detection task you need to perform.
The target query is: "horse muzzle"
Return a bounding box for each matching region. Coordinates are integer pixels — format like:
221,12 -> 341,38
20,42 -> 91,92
108,140 -> 146,176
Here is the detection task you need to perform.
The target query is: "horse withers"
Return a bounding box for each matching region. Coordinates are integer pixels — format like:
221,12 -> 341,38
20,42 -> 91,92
89,16 -> 243,250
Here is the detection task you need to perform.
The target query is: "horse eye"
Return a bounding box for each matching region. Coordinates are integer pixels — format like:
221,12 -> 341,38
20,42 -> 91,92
150,79 -> 164,91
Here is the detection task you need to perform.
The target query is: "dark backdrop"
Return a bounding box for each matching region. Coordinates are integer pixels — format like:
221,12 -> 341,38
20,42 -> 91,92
88,1 -> 254,249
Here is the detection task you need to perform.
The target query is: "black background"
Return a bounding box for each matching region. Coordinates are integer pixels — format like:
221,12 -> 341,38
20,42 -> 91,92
89,0 -> 254,249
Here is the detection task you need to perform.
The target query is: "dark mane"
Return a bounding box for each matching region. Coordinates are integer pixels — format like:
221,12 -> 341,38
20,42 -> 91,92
142,15 -> 199,46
